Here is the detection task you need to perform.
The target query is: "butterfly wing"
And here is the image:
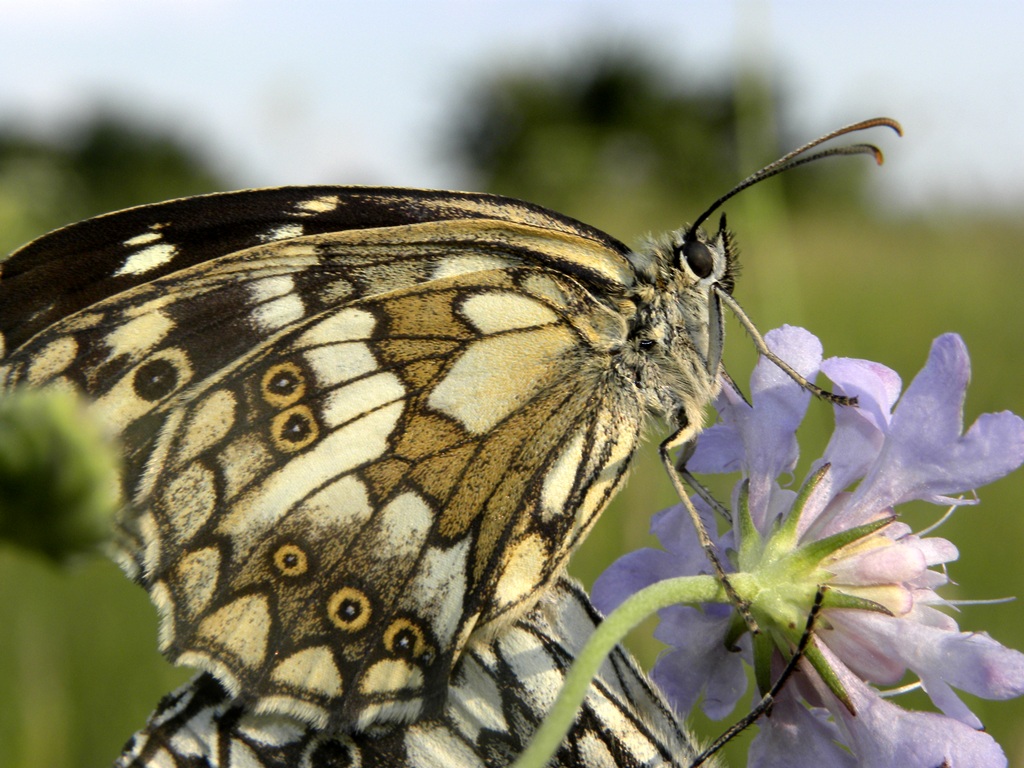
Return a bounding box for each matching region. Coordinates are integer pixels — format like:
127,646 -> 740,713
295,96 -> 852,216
115,578 -> 709,768
0,189 -> 646,729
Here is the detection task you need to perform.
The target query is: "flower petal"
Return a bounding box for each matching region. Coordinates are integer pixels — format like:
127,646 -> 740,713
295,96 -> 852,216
746,327 -> 821,487
593,501 -> 726,614
819,356 -> 901,492
590,548 -> 682,614
650,501 -> 719,565
847,335 -> 1024,522
691,326 -> 822,487
831,608 -> 1024,720
828,540 -> 927,587
749,693 -> 856,768
820,357 -> 902,430
823,611 -> 908,685
687,383 -> 748,474
651,604 -> 748,719
838,672 -> 1008,767
918,673 -> 984,730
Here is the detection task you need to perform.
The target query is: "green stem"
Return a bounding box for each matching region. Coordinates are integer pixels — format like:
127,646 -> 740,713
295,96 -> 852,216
511,574 -> 729,768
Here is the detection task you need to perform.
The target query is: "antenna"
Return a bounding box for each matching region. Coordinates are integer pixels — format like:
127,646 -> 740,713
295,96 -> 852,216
689,117 -> 903,235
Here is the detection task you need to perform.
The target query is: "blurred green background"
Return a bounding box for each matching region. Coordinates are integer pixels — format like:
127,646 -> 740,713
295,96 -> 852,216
2,5 -> 1023,767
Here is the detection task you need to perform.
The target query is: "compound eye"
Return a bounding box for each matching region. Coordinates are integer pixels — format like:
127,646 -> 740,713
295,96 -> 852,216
681,239 -> 715,279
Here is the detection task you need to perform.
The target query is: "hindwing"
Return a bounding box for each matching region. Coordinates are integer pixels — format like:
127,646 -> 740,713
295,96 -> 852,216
0,188 -> 648,729
115,578 -> 714,768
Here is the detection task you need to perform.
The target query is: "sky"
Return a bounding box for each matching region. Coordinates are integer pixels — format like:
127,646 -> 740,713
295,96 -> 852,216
0,1 -> 1022,214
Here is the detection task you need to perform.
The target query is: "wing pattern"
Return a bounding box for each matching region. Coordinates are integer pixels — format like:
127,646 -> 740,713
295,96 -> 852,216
115,578 -> 711,768
0,189 -> 650,728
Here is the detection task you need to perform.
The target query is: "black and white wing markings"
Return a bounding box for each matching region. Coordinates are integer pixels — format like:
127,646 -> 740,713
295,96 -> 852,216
115,578 -> 713,768
115,265 -> 641,730
0,193 -> 653,730
0,186 -> 628,357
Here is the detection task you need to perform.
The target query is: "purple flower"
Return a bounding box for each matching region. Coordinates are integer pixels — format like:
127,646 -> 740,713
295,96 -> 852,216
593,326 -> 1024,766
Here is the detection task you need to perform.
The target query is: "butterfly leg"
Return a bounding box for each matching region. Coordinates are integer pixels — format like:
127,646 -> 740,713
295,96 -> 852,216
716,289 -> 857,407
675,446 -> 732,525
659,426 -> 759,635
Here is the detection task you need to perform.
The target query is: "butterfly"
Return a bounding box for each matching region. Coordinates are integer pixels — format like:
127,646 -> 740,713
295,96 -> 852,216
115,577 -> 713,768
0,117 -> 900,734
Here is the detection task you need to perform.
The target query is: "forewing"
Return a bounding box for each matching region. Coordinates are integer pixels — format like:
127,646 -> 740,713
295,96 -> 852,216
0,197 -> 643,730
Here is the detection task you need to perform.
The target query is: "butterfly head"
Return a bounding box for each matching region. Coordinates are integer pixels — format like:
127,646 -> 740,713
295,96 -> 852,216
623,215 -> 737,433
628,117 -> 902,433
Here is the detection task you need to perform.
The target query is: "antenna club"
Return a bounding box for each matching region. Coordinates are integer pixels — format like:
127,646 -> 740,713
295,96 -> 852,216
867,116 -> 904,137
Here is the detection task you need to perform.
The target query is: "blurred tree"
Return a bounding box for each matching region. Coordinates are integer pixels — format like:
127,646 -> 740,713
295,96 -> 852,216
448,52 -> 737,215
445,49 -> 875,230
0,113 -> 225,255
